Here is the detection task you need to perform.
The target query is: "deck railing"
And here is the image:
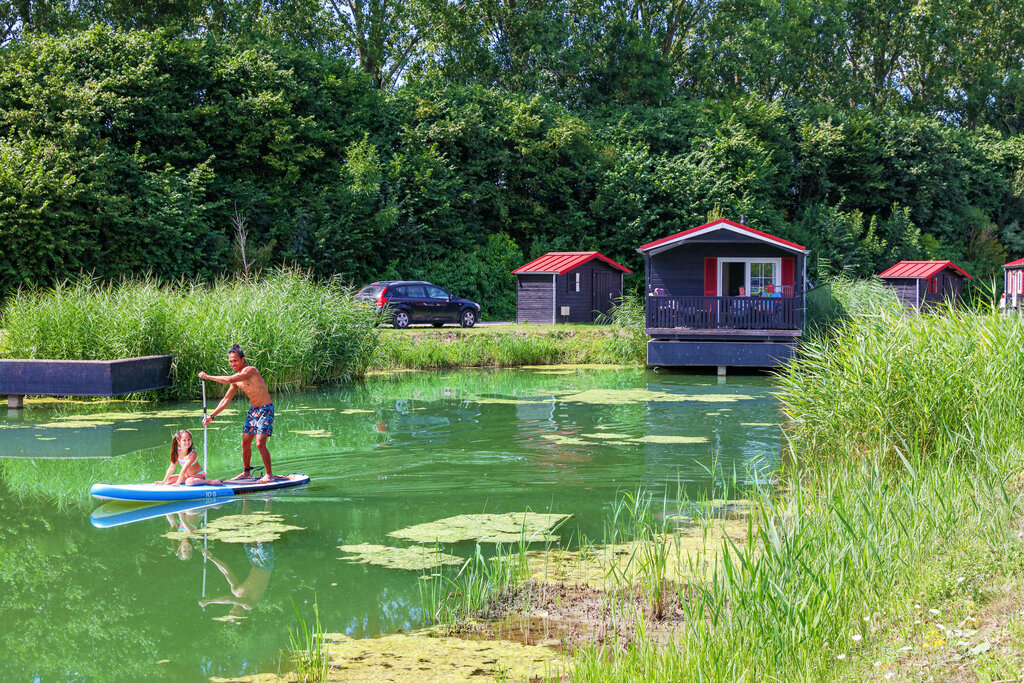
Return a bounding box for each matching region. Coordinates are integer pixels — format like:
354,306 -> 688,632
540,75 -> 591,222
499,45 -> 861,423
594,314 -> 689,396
646,295 -> 802,330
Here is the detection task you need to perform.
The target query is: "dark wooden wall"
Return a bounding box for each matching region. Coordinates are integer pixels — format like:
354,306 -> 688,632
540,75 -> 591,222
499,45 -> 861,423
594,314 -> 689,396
884,271 -> 966,309
646,240 -> 805,296
516,274 -> 555,324
554,261 -> 623,323
882,277 -> 920,307
922,271 -> 966,307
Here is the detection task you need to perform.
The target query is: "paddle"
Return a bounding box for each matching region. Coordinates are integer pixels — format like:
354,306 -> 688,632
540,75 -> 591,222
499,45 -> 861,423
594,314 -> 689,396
201,379 -> 208,475
202,380 -> 208,607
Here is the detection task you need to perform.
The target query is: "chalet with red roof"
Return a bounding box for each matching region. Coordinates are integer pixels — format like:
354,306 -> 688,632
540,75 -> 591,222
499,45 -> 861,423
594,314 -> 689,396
635,218 -> 810,369
877,261 -> 971,310
1004,258 -> 1024,310
513,252 -> 632,324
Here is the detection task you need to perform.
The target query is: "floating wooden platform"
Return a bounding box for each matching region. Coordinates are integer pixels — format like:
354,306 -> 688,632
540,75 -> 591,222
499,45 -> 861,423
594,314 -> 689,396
0,355 -> 173,408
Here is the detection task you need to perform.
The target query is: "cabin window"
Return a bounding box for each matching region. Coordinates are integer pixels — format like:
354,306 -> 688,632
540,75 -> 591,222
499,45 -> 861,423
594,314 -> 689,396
750,263 -> 775,296
718,258 -> 782,296
575,273 -> 581,292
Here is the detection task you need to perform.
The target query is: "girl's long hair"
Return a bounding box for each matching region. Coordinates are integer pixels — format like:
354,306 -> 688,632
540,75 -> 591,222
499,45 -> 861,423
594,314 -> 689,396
170,430 -> 193,464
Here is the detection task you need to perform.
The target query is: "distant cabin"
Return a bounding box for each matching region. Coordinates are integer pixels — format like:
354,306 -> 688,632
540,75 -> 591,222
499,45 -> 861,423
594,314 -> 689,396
877,261 -> 971,309
513,252 -> 631,324
1004,258 -> 1024,310
637,218 -> 809,370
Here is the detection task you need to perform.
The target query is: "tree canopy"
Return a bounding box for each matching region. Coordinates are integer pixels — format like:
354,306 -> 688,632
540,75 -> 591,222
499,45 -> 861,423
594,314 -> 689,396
1,3 -> 1023,316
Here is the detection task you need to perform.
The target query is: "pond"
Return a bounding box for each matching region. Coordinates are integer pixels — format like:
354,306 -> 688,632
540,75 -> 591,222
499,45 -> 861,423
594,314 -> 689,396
0,367 -> 781,680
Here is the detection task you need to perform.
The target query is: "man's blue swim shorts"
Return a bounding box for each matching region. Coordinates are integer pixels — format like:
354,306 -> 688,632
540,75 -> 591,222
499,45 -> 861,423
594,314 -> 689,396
243,403 -> 274,436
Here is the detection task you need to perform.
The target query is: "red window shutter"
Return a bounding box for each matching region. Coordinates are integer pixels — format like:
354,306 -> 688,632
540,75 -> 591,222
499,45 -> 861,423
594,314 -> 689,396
929,277 -> 937,293
704,258 -> 717,296
781,257 -> 795,295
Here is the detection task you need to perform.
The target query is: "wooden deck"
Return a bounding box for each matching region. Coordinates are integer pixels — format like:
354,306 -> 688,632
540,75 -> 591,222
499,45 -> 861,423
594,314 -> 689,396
646,327 -> 801,341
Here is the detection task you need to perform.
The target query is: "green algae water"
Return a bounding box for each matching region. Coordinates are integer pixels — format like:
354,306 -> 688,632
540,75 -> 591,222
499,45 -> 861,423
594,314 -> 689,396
0,367 -> 780,680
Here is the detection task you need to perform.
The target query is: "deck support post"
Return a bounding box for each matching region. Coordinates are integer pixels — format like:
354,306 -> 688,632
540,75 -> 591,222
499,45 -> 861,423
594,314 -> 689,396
717,365 -> 727,377
7,395 -> 25,409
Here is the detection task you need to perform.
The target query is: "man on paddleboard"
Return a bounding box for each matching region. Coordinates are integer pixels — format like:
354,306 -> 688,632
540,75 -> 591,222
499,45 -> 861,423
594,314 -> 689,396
199,344 -> 279,483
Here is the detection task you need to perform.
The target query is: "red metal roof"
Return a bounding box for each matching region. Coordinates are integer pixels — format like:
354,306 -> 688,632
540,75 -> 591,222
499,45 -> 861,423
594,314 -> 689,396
637,219 -> 808,254
513,252 -> 632,275
877,261 -> 972,279
1005,258 -> 1024,268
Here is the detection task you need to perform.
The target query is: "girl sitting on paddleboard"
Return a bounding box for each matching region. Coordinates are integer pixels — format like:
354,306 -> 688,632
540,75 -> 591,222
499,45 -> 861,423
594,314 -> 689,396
155,430 -> 223,486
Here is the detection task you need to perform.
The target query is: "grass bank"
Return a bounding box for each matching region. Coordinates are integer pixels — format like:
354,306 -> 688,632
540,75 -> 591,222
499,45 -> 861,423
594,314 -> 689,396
0,270 -> 382,399
372,294 -> 647,370
373,324 -> 646,370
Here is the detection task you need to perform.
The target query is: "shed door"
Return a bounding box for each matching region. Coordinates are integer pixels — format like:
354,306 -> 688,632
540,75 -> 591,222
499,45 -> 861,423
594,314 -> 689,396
592,271 -> 619,320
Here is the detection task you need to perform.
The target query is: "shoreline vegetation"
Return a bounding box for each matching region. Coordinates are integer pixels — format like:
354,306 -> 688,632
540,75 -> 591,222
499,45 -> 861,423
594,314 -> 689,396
0,274 -> 649,388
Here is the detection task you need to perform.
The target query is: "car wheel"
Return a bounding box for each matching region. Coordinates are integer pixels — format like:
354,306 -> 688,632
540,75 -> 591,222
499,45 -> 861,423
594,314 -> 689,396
393,310 -> 410,329
432,322 -> 444,328
460,309 -> 477,328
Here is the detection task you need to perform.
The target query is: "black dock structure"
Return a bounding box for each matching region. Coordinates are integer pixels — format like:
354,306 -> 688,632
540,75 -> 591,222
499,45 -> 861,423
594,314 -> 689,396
877,261 -> 971,310
513,252 -> 632,324
1,355 -> 173,409
637,218 -> 809,372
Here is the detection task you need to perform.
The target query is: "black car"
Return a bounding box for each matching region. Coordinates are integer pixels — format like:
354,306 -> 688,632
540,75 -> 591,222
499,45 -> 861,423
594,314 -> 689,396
355,281 -> 481,329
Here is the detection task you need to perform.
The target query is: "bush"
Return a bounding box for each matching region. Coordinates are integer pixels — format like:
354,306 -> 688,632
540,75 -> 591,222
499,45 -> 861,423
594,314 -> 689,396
0,269 -> 382,399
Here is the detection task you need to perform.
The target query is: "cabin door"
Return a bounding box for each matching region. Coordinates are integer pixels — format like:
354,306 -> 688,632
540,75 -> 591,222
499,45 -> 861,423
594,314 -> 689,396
723,262 -> 745,296
592,271 -> 618,319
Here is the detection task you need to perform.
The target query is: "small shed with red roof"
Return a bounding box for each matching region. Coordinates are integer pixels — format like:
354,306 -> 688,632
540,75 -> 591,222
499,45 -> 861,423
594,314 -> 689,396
877,261 -> 971,309
1003,258 -> 1024,310
512,252 -> 632,324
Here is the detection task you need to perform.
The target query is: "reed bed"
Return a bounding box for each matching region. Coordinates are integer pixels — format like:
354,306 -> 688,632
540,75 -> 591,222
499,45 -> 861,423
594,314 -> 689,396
574,456 -> 1022,680
570,305 -> 1024,679
0,270 -> 383,399
779,304 -> 1024,465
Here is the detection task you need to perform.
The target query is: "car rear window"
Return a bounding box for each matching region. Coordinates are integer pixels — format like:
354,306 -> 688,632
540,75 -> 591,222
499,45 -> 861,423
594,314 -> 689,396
357,285 -> 385,298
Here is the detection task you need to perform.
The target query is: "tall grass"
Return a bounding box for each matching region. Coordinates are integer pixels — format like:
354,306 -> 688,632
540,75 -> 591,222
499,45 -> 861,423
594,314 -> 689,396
779,304 -> 1024,465
288,597 -> 330,682
0,270 -> 383,399
574,454 -> 1023,680
419,541 -> 531,628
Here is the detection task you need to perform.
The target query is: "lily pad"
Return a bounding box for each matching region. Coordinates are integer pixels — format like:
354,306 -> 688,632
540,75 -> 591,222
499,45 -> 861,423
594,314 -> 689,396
559,389 -> 756,405
526,518 -> 751,589
541,435 -> 591,446
389,512 -> 571,544
163,512 -> 304,544
213,614 -> 247,623
635,435 -> 709,444
291,429 -> 333,438
338,543 -> 465,571
255,629 -> 567,682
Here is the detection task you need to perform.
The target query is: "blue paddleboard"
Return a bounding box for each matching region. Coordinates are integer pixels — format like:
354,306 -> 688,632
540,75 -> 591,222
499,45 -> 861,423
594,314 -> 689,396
89,474 -> 311,502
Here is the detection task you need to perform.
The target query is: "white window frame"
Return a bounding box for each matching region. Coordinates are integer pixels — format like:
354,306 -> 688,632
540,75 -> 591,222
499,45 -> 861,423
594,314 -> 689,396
717,257 -> 782,296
